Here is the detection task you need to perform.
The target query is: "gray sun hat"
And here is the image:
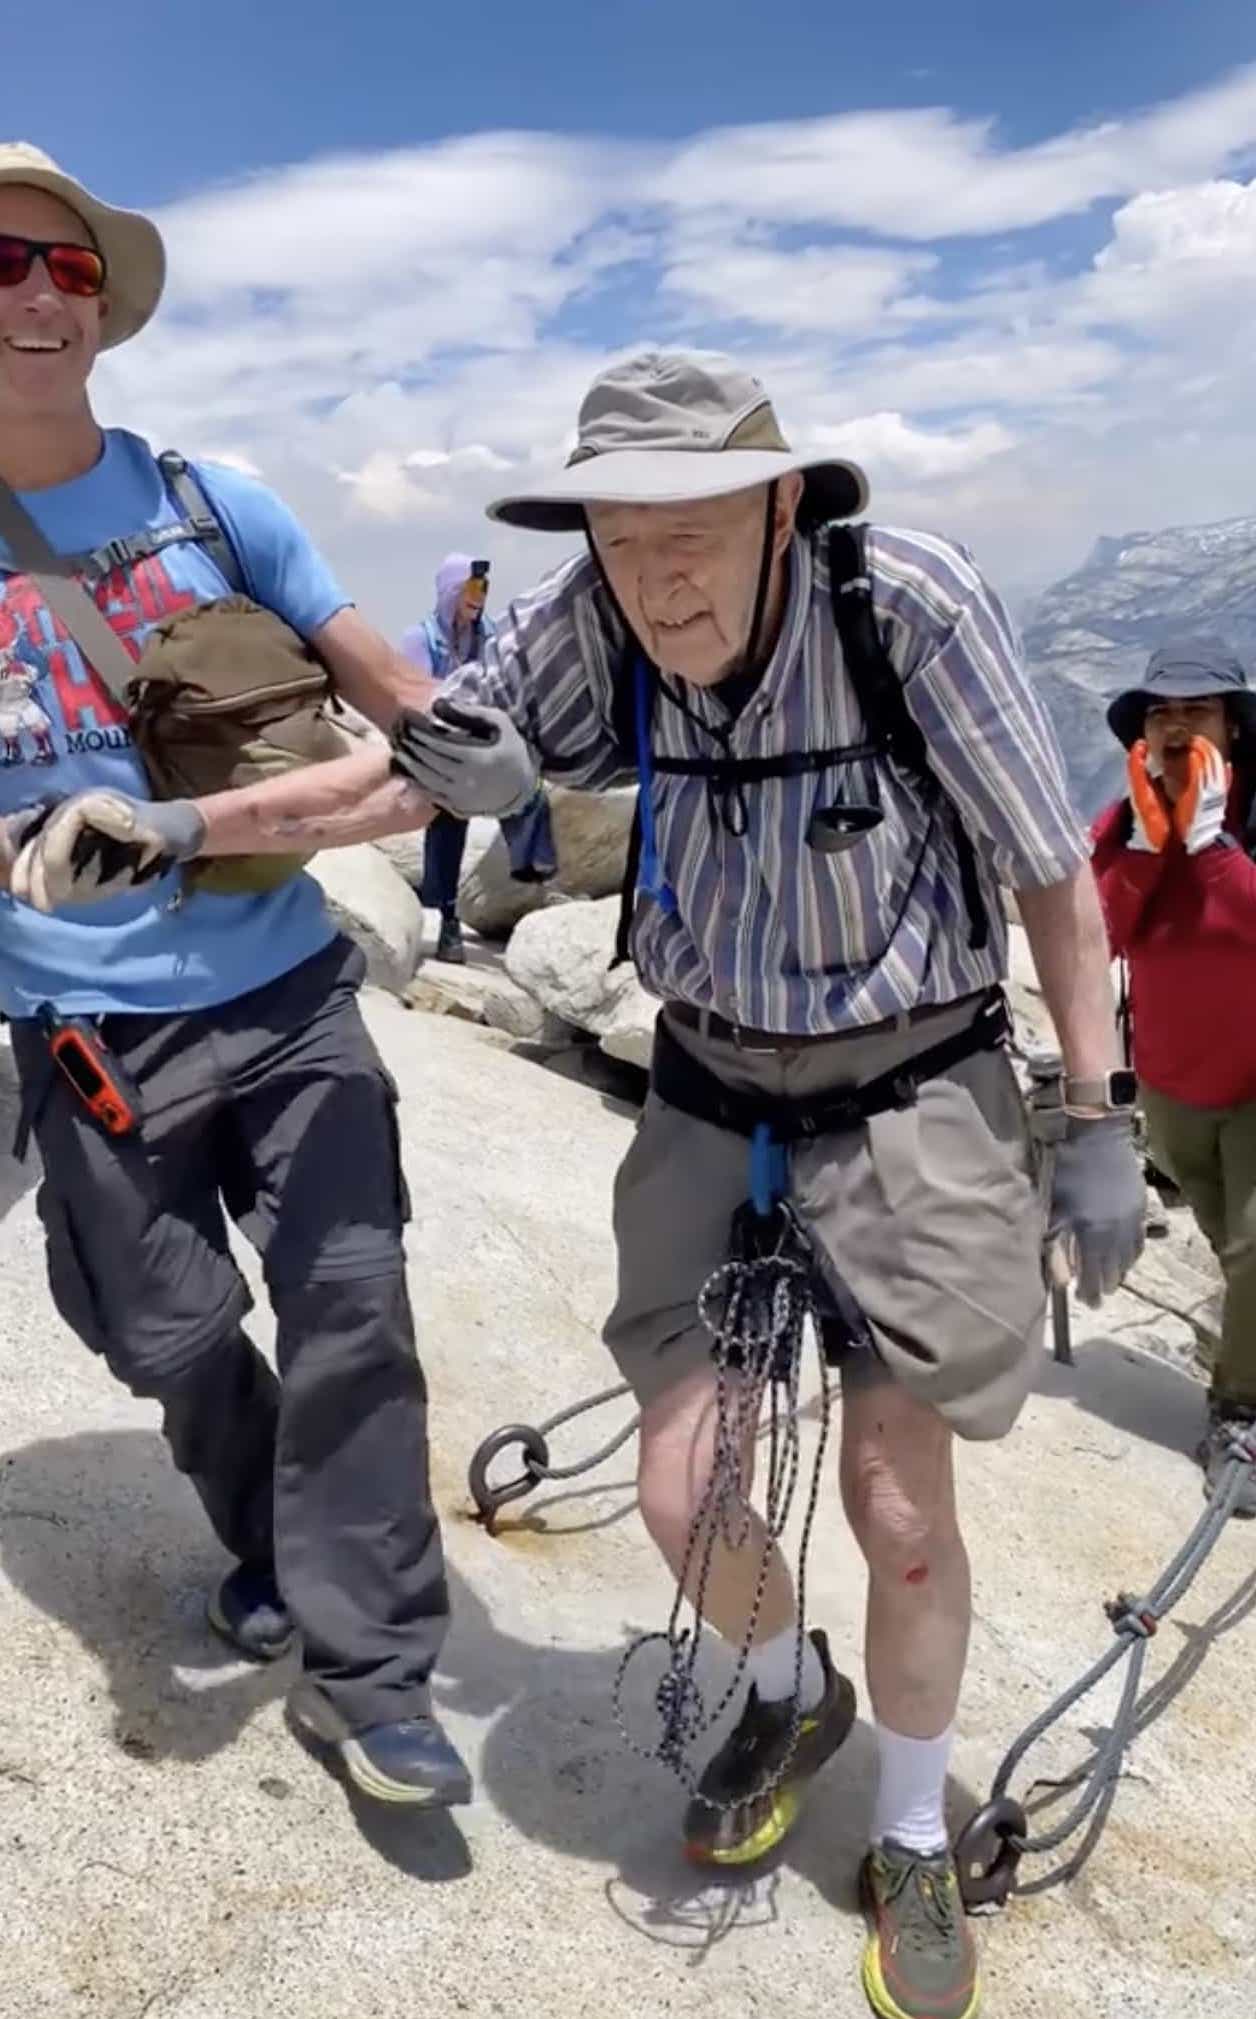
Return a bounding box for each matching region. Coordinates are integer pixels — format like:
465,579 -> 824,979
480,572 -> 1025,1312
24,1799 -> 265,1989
1106,635 -> 1256,749
0,141 -> 165,348
487,350 -> 869,533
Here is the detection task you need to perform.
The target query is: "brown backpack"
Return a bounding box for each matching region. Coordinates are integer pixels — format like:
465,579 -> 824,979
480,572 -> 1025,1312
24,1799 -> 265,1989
126,595 -> 350,893
0,454 -> 350,896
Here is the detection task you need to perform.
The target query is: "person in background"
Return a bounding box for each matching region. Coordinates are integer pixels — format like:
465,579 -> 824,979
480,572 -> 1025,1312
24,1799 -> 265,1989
400,553 -> 492,962
1091,637 -> 1256,1516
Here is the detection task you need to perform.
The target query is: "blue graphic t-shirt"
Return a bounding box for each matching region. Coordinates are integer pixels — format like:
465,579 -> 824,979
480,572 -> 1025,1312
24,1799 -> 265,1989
0,430 -> 350,1018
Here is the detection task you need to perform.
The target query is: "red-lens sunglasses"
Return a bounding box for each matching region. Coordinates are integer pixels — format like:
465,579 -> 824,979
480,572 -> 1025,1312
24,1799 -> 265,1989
0,233 -> 106,298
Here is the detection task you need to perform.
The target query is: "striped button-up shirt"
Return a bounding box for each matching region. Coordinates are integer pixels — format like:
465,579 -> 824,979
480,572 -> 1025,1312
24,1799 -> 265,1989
443,524 -> 1086,1034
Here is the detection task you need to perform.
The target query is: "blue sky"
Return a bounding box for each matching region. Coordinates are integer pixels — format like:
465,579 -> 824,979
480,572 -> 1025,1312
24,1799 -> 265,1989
14,4 -> 1256,624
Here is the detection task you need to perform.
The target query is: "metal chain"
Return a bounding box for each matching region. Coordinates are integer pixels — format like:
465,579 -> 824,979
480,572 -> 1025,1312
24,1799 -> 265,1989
613,1201 -> 833,1812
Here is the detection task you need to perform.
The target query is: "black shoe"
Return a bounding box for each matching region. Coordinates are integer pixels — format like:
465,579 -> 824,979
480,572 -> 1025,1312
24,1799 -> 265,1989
207,1564 -> 295,1662
434,916 -> 466,965
682,1628 -> 857,1866
288,1679 -> 473,1807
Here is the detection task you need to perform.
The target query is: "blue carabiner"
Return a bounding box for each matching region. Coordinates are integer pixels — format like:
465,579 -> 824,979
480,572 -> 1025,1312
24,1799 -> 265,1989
749,1122 -> 788,1218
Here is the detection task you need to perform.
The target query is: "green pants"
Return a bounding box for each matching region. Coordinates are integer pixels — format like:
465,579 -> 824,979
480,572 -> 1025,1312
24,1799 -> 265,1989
1141,1085 -> 1256,1410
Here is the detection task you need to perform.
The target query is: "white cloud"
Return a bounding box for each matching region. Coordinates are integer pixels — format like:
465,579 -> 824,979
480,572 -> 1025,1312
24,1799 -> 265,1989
663,244 -> 937,334
651,64 -> 1256,239
87,66 -> 1256,627
806,412 -> 1016,483
1083,178 -> 1256,325
200,448 -> 264,478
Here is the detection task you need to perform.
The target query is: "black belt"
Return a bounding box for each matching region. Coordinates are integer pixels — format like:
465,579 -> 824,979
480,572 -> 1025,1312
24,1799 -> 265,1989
663,995 -> 979,1053
652,987 -> 1010,1143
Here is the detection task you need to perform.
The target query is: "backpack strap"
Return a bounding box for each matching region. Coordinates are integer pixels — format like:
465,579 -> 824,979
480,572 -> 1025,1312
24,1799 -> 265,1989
0,451 -> 251,598
828,523 -> 990,951
0,476 -> 140,704
155,451 -> 248,595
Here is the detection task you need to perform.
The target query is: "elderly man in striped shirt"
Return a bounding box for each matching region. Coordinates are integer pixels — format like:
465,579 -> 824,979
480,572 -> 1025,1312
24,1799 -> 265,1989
393,351 -> 1145,2019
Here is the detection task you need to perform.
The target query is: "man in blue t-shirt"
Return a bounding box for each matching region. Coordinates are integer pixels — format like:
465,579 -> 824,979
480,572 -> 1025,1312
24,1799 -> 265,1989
0,143 -> 532,1807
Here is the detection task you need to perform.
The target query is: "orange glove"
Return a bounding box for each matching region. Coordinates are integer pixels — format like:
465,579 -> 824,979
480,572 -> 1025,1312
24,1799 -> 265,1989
1126,740 -> 1171,852
1173,736 -> 1230,854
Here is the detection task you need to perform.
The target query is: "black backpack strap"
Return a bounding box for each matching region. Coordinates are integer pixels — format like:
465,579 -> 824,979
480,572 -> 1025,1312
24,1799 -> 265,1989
610,648 -> 655,970
828,524 -> 989,952
71,518 -> 215,588
157,450 -> 248,595
48,452 -> 250,596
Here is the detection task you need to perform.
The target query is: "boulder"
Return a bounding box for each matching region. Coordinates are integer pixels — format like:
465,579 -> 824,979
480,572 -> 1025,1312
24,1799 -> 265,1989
505,896 -> 656,1070
458,786 -> 637,938
403,960 -> 573,1049
373,814 -> 501,897
308,845 -> 423,994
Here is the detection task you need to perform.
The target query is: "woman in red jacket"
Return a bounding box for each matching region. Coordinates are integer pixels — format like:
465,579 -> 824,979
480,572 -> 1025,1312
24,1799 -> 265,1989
1091,637 -> 1256,1514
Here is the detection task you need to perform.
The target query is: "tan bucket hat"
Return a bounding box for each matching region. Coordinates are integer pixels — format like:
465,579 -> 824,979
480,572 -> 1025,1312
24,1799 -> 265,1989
487,350 -> 869,532
0,141 -> 165,348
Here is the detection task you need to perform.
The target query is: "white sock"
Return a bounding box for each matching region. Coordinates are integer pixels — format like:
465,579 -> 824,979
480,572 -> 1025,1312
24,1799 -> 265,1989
745,1624 -> 826,1709
871,1722 -> 953,1856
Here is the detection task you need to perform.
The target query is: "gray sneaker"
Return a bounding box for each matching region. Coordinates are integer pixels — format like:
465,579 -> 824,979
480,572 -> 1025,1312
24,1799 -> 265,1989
860,1839 -> 980,2019
1199,1408 -> 1256,1519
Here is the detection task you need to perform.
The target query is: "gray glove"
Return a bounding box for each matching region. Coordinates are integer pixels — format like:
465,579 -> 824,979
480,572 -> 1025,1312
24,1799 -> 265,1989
9,791 -> 206,913
1048,1111 -> 1146,1307
390,697 -> 538,819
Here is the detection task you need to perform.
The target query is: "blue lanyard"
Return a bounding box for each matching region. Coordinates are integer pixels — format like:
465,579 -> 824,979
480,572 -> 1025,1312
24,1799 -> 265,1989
634,657 -> 678,916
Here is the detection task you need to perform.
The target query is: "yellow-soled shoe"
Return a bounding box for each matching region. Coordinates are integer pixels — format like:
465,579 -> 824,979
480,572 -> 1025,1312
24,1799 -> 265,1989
682,1629 -> 856,1867
859,1838 -> 981,2019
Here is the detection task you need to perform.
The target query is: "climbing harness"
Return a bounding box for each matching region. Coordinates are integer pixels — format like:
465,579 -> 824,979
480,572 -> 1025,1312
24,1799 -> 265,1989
955,1417 -> 1256,1912
650,987 -> 1010,1146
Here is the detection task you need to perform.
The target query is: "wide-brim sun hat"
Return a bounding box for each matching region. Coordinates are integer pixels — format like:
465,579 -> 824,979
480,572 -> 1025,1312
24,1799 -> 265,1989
1106,635 -> 1256,749
487,351 -> 868,533
0,141 -> 165,348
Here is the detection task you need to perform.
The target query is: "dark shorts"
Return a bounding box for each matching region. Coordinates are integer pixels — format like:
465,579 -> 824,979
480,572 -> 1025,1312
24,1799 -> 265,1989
603,996 -> 1048,1440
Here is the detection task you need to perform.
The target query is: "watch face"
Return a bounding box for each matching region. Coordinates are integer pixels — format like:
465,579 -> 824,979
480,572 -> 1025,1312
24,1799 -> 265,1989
1110,1069 -> 1138,1108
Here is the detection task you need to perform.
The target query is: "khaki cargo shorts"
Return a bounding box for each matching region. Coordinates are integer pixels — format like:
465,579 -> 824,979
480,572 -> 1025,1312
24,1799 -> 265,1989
603,993 -> 1047,1441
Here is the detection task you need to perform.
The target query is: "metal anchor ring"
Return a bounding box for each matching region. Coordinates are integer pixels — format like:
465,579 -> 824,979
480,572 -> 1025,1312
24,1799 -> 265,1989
467,1423 -> 551,1532
954,1797 -> 1027,1913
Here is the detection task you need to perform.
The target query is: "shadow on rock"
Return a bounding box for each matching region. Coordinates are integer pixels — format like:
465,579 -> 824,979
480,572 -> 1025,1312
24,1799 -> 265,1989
1034,1332 -> 1207,1463
283,1707 -> 472,1885
0,1428 -> 290,1767
435,1563 -> 980,1961
1,1427 -> 477,1883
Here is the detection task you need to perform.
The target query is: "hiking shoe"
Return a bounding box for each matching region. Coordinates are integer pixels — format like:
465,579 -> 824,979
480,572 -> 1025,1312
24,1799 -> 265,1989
682,1628 -> 856,1866
860,1839 -> 980,2019
207,1564 -> 295,1663
1198,1407 -> 1256,1518
434,916 -> 466,965
288,1679 -> 473,1807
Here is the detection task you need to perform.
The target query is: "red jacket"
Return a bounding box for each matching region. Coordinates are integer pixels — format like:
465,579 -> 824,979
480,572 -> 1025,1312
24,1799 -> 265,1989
1091,781 -> 1256,1109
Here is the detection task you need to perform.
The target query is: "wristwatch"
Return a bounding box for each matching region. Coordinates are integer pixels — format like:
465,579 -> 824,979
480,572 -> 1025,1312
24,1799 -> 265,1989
1062,1069 -> 1138,1112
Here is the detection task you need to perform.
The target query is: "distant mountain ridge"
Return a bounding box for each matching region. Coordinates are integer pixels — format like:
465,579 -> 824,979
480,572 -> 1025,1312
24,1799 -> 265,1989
1022,514 -> 1256,818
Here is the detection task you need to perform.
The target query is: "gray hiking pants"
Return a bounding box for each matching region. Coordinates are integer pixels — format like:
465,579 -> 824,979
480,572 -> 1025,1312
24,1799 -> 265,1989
12,936 -> 448,1728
